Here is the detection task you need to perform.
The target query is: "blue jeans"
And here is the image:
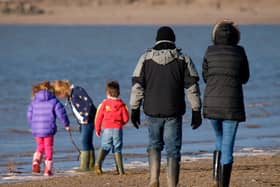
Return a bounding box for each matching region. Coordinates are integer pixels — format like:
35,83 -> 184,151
147,116 -> 182,159
80,123 -> 94,151
210,119 -> 239,164
101,128 -> 123,153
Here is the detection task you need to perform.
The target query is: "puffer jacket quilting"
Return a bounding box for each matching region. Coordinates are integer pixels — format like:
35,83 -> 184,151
202,23 -> 250,122
27,90 -> 69,136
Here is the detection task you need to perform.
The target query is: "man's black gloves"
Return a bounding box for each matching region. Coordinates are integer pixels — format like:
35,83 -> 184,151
191,110 -> 202,130
131,108 -> 140,129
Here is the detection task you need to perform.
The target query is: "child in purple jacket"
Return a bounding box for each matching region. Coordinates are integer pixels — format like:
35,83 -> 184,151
27,81 -> 70,176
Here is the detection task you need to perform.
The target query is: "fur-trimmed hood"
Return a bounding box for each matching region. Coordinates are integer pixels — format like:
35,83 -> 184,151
212,19 -> 240,45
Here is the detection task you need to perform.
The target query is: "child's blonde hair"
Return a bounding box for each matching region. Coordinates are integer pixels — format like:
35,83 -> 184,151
32,80 -> 52,97
52,80 -> 72,98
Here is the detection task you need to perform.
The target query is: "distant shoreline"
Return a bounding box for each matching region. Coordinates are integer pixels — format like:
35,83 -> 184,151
1,1 -> 280,25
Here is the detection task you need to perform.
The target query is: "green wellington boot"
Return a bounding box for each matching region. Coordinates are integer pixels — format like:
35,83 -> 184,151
94,149 -> 107,175
148,149 -> 161,187
114,152 -> 125,175
89,149 -> 95,170
75,151 -> 90,172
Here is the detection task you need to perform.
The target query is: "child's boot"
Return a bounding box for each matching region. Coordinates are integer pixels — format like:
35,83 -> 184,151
44,160 -> 53,176
89,149 -> 95,170
75,151 -> 90,172
114,152 -> 125,175
32,152 -> 42,173
94,149 -> 107,175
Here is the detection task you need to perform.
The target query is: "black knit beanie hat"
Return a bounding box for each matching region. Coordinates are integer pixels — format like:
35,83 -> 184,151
156,26 -> 176,42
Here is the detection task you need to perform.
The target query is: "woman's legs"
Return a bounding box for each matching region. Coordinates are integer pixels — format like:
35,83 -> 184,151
210,119 -> 238,164
221,120 -> 239,164
210,119 -> 239,187
210,119 -> 223,151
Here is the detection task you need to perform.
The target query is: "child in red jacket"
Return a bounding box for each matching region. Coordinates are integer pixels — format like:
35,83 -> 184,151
94,81 -> 129,175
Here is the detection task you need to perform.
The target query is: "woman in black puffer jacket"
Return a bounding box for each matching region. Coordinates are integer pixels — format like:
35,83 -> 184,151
202,19 -> 250,187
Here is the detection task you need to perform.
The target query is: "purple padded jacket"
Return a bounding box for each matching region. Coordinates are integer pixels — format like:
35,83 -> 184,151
27,90 -> 70,137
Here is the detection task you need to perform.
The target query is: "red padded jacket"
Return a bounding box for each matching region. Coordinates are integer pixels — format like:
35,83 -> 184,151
95,98 -> 129,134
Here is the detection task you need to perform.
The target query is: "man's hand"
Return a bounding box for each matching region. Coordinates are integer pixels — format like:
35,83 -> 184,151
191,110 -> 202,130
65,126 -> 70,131
131,108 -> 140,129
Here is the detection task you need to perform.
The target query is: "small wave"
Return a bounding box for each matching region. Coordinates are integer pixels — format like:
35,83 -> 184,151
125,161 -> 148,169
245,124 -> 261,129
247,100 -> 280,107
256,134 -> 280,139
0,151 -> 33,159
182,139 -> 214,144
0,128 -> 31,134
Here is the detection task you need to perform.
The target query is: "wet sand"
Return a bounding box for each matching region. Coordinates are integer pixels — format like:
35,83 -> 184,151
1,153 -> 280,187
1,1 -> 280,186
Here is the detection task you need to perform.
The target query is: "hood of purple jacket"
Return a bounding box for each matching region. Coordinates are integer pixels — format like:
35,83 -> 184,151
34,90 -> 55,101
27,90 -> 69,137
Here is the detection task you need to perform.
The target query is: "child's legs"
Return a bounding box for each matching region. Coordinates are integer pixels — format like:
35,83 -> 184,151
44,135 -> 54,161
80,123 -> 94,151
101,129 -> 113,154
35,137 -> 45,154
112,128 -> 123,153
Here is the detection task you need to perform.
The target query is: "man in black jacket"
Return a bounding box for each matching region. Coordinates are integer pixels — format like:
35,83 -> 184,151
202,20 -> 250,187
130,26 -> 202,187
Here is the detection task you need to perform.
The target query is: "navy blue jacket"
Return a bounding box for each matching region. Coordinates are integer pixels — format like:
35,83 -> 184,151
68,86 -> 96,124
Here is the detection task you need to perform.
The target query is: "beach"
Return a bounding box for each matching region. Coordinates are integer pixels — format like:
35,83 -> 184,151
0,0 -> 280,25
0,0 -> 280,186
1,153 -> 280,187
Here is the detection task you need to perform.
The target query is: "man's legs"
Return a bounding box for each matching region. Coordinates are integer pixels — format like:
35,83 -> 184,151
147,117 -> 164,187
164,117 -> 182,187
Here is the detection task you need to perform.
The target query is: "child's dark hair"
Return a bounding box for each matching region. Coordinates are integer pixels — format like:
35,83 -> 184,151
106,80 -> 120,97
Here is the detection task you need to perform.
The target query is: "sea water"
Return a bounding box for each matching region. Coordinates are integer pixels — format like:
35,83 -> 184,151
0,24 -> 279,183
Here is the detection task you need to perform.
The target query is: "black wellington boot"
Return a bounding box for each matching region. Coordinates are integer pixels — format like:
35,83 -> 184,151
219,163 -> 232,187
213,151 -> 221,187
167,157 -> 180,187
